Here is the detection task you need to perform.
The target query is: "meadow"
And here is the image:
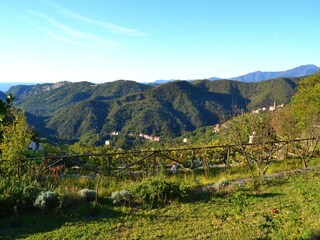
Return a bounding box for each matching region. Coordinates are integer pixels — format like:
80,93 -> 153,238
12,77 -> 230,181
2,61 -> 320,240
1,157 -> 320,240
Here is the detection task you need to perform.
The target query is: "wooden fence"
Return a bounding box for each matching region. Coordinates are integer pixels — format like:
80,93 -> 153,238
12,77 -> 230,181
26,138 -> 320,178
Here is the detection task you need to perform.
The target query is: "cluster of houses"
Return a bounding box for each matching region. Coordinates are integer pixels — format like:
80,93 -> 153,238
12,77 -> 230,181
213,102 -> 285,134
251,102 -> 284,114
127,133 -> 160,141
102,131 -> 162,142
137,133 -> 160,141
109,131 -> 161,141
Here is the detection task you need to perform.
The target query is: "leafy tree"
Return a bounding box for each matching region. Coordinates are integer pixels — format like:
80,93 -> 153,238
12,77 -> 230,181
0,95 -> 32,181
220,112 -> 280,177
272,73 -> 320,167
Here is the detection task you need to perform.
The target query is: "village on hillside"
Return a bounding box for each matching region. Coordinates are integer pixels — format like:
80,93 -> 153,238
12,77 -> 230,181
213,102 -> 285,133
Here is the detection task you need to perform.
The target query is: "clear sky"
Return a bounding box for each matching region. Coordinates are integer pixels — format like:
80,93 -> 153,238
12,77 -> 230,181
0,0 -> 319,83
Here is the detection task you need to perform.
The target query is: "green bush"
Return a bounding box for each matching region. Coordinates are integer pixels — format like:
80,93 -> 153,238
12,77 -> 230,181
78,189 -> 97,202
33,191 -> 59,211
131,173 -> 188,208
111,189 -> 132,205
0,178 -> 42,216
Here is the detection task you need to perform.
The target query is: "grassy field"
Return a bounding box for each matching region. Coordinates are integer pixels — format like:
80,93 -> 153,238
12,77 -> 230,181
1,163 -> 320,240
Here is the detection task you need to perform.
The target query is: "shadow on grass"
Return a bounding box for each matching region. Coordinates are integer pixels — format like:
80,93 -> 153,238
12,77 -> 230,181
247,192 -> 284,199
185,190 -> 214,203
0,202 -> 125,240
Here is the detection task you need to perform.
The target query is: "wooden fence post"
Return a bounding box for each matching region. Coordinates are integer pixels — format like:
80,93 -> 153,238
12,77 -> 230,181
152,151 -> 157,175
107,154 -> 111,176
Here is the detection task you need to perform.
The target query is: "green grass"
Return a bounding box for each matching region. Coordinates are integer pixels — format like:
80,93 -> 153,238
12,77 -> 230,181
1,168 -> 320,239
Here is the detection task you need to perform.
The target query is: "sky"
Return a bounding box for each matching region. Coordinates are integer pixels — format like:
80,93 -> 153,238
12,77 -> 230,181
0,0 -> 319,83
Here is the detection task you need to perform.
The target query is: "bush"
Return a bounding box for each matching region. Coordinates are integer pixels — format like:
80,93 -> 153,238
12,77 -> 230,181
78,189 -> 97,202
111,190 -> 132,205
33,191 -> 59,211
0,178 -> 42,216
131,173 -> 188,208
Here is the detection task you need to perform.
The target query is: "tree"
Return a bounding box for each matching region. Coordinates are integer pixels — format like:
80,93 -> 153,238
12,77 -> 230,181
272,73 -> 320,167
220,112 -> 280,177
0,95 -> 32,181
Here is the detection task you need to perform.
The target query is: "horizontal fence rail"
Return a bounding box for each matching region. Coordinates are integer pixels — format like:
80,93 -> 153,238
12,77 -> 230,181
26,138 -> 320,178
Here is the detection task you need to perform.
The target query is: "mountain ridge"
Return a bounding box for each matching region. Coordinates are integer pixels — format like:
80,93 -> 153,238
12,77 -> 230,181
8,77 -> 301,146
154,64 -> 318,84
1,64 -> 318,92
230,64 -> 318,82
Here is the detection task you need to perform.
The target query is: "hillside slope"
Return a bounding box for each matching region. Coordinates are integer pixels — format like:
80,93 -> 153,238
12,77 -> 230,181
194,77 -> 299,109
11,77 -> 300,144
10,80 -> 153,115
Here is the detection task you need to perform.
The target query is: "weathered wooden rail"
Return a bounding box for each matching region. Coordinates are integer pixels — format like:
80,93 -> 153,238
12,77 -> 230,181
26,138 -> 319,178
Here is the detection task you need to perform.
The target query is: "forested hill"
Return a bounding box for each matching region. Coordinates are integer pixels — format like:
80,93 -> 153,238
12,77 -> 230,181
9,80 -> 153,115
9,77 -> 300,144
193,77 -> 299,109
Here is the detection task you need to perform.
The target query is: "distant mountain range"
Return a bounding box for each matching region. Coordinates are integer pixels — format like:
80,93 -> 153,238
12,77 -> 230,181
157,64 -> 318,84
6,77 -> 301,146
230,64 -> 319,82
1,64 -> 318,147
0,65 -> 318,94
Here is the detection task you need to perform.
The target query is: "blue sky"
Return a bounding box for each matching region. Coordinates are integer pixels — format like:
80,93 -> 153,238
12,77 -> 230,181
0,0 -> 319,83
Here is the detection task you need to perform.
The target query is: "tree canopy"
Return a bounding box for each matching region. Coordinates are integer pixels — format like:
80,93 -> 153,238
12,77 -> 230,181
0,94 -> 32,179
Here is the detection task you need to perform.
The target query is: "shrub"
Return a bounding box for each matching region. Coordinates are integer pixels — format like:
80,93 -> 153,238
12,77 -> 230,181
18,181 -> 42,210
111,190 -> 132,204
131,173 -> 188,208
0,178 -> 42,216
78,189 -> 96,202
33,191 -> 59,211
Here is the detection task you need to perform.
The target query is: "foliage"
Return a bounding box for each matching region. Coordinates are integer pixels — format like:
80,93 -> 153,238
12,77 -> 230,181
0,96 -> 33,181
173,125 -> 219,146
0,93 -> 14,122
2,168 -> 320,239
9,78 -> 300,147
219,112 -> 279,176
33,191 -> 59,211
78,189 -> 97,202
231,191 -> 249,213
111,190 -> 132,205
131,172 -> 188,208
272,73 -> 320,167
194,77 -> 298,110
0,178 -> 42,216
